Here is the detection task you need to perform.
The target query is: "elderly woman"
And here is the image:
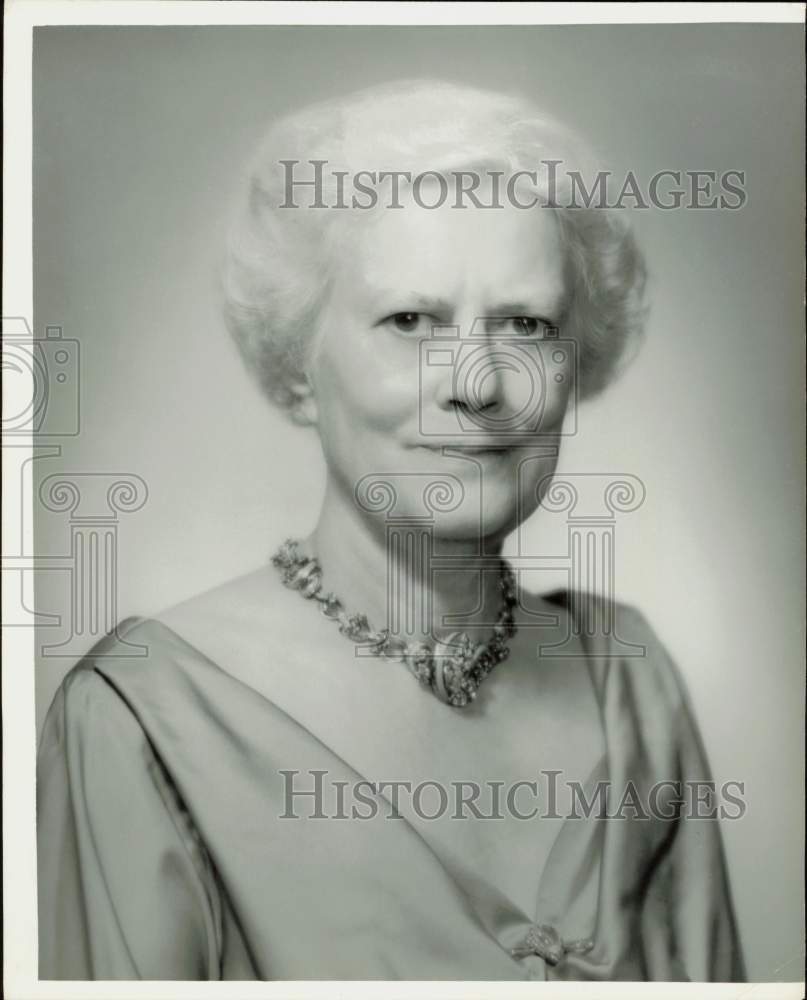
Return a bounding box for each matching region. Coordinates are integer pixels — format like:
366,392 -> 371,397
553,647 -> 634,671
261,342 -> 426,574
37,80 -> 744,982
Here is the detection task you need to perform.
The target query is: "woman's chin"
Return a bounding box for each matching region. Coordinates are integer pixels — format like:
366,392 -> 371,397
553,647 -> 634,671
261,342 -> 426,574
426,500 -> 531,546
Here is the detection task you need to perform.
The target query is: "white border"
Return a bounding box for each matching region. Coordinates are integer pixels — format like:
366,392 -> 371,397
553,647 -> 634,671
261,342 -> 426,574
4,0 -> 807,26
3,3 -> 804,999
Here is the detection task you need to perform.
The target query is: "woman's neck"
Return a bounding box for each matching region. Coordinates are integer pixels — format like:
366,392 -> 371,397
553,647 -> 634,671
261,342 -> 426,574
304,482 -> 507,646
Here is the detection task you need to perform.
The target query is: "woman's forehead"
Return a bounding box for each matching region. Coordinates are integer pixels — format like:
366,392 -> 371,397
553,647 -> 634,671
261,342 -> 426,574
338,200 -> 567,312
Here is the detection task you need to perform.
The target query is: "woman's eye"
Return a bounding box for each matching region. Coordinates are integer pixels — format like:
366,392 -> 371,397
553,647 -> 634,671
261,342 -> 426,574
510,316 -> 542,336
386,312 -> 422,333
486,316 -> 548,337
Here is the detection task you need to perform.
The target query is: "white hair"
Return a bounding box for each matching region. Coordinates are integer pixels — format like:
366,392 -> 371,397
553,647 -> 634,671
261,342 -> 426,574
222,79 -> 648,421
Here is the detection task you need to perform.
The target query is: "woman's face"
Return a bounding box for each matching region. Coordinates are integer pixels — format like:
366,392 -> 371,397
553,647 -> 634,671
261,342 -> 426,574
306,186 -> 574,543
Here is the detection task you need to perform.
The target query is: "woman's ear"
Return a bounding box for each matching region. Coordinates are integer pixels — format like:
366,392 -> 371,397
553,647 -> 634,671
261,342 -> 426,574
287,376 -> 318,427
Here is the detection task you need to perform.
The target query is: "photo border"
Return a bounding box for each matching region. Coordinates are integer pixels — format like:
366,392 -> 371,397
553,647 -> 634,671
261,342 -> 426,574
3,3 -> 804,998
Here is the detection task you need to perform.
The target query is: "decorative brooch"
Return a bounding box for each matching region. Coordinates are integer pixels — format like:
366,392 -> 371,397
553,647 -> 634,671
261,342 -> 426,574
270,538 -> 518,708
511,923 -> 595,967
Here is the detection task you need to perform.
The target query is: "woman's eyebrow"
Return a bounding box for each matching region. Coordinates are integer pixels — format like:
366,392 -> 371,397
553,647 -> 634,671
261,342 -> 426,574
366,289 -> 454,314
486,301 -> 545,315
484,296 -> 568,320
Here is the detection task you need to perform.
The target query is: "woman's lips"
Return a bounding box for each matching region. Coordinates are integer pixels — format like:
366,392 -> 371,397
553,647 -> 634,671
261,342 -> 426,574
415,443 -> 514,456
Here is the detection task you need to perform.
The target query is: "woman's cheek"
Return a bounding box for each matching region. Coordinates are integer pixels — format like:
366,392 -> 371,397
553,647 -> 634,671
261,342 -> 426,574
537,365 -> 573,434
351,367 -> 420,435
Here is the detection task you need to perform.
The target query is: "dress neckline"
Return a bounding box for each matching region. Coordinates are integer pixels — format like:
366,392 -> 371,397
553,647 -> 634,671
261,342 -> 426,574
94,613 -> 614,978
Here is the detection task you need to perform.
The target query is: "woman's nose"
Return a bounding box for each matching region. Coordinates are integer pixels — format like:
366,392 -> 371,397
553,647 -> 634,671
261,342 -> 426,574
434,332 -> 505,419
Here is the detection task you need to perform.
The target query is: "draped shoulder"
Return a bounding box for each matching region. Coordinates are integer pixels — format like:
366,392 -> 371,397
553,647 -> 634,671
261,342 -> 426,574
540,594 -> 746,981
37,619 -> 228,980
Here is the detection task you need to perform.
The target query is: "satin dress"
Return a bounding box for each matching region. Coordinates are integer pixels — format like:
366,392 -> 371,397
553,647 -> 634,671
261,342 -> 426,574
37,592 -> 745,981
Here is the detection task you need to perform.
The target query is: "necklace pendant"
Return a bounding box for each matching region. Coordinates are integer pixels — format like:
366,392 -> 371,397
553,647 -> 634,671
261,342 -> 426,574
270,541 -> 518,709
432,632 -> 484,708
403,641 -> 435,686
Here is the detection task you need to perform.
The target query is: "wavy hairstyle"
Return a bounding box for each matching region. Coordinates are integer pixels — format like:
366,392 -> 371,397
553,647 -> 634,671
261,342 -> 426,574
222,79 -> 648,423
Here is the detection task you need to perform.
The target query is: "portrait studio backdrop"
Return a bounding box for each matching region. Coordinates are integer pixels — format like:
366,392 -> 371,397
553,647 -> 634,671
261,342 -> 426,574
31,24 -> 803,981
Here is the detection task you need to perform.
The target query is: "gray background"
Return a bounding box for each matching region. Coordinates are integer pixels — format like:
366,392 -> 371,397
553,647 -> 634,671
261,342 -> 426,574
32,25 -> 804,981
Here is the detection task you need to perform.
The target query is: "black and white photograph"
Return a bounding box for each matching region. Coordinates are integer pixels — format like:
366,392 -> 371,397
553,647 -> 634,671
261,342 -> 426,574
3,2 -> 805,995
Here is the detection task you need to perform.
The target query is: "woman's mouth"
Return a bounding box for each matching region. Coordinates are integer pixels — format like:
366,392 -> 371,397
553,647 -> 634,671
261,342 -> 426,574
415,443 -> 515,458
